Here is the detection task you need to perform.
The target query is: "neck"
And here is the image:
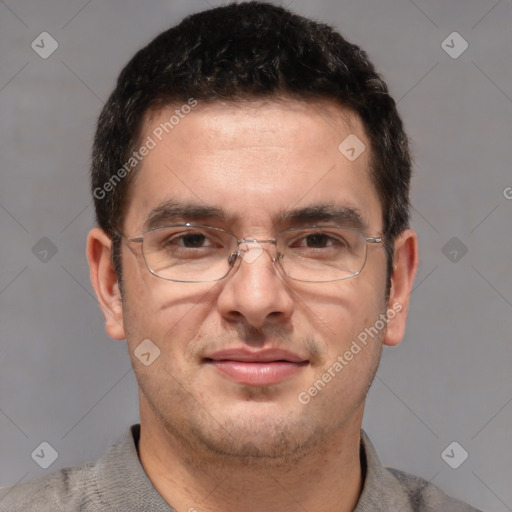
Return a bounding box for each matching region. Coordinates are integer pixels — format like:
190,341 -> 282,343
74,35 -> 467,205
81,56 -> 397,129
137,402 -> 364,512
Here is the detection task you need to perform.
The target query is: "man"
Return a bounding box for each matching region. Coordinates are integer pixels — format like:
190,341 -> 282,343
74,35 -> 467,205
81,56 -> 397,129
0,2 -> 482,511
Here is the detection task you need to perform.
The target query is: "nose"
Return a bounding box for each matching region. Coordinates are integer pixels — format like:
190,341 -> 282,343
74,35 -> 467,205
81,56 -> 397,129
217,240 -> 294,329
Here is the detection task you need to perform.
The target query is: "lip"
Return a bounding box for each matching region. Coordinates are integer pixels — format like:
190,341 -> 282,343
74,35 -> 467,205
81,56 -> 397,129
204,348 -> 309,386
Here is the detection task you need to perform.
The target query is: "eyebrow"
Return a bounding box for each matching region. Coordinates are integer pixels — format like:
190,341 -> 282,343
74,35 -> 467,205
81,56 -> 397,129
275,204 -> 368,231
142,200 -> 368,232
143,200 -> 228,231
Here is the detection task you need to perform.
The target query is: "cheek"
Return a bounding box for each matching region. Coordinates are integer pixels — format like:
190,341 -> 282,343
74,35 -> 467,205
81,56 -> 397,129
121,266 -> 219,359
311,295 -> 385,394
297,270 -> 387,343
303,285 -> 387,393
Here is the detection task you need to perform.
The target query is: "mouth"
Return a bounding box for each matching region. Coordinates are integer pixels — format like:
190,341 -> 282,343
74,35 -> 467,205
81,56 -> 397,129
203,348 -> 309,386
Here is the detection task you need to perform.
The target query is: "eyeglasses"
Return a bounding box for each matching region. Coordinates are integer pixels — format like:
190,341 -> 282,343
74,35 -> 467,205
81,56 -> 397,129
116,223 -> 383,283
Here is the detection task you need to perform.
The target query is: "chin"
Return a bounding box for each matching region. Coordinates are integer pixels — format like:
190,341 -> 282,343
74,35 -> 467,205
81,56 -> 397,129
185,404 -> 331,465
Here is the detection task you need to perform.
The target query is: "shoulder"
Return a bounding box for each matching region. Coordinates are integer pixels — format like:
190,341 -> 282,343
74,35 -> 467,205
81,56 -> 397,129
0,425 -> 170,512
357,430 -> 483,512
386,467 -> 483,512
0,462 -> 103,512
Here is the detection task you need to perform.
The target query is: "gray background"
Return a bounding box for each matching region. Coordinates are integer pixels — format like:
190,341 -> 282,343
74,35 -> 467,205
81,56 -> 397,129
0,0 -> 511,510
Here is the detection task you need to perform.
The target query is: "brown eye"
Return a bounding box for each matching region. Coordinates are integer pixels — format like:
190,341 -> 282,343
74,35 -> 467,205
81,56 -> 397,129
171,233 -> 208,248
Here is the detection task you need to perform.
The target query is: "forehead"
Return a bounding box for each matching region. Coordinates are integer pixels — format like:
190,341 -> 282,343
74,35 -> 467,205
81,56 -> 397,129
125,99 -> 382,233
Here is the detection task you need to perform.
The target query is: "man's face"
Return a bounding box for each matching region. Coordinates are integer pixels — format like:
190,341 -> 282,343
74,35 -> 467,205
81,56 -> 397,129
113,100 -> 395,460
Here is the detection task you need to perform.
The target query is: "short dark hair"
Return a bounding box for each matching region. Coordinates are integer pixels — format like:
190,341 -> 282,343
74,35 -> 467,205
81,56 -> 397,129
91,1 -> 412,293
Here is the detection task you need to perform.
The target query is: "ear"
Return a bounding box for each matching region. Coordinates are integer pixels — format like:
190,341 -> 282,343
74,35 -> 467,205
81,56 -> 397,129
86,227 -> 126,340
383,228 -> 419,347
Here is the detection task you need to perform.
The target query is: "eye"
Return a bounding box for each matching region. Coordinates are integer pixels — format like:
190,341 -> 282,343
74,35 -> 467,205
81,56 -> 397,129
292,232 -> 347,249
301,233 -> 336,248
153,229 -> 225,261
169,233 -> 210,248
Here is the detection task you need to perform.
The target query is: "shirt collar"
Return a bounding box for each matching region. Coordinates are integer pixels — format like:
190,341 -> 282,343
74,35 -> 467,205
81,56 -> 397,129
355,430 -> 412,511
97,425 -> 412,511
97,424 -> 174,511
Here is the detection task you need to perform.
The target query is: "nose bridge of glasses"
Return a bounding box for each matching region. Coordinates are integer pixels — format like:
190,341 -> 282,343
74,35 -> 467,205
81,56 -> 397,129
235,238 -> 277,265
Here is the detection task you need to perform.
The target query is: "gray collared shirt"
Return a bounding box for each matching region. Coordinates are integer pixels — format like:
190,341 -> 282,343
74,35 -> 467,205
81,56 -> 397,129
0,424 -> 482,511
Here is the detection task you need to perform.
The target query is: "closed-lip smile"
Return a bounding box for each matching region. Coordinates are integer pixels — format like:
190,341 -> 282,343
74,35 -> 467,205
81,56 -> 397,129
204,348 -> 309,386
